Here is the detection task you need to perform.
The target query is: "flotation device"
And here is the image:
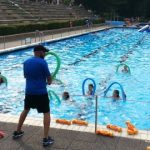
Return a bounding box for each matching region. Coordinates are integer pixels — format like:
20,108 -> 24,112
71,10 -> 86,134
48,90 -> 61,105
116,63 -> 131,74
127,129 -> 138,135
104,82 -> 126,101
56,119 -> 71,125
96,130 -> 113,137
72,119 -> 88,126
46,51 -> 64,85
0,74 -> 7,86
126,121 -> 138,135
107,124 -> 122,132
82,78 -> 96,96
0,131 -> 5,138
46,51 -> 61,79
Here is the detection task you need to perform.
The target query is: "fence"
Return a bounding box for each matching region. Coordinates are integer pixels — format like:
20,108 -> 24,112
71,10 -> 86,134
0,24 -> 108,50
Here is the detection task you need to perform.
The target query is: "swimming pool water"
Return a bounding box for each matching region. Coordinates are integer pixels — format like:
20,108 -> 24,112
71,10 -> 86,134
0,28 -> 150,130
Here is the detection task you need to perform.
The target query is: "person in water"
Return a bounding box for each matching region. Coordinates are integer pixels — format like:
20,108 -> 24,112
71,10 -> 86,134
120,55 -> 128,63
0,72 -> 4,84
122,65 -> 129,73
0,77 -> 3,84
87,84 -> 94,95
62,91 -> 70,100
112,90 -> 121,100
62,91 -> 75,103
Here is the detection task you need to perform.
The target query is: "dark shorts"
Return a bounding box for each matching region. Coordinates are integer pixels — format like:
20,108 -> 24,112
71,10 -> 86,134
24,94 -> 50,113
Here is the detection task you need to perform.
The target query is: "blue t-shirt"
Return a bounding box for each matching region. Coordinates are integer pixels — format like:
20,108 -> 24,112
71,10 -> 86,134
24,56 -> 51,95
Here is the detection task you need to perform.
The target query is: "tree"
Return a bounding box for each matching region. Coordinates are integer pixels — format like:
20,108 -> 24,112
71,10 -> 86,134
75,0 -> 150,19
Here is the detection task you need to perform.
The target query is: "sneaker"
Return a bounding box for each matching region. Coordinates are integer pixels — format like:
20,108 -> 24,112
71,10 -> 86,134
43,136 -> 54,147
12,131 -> 24,139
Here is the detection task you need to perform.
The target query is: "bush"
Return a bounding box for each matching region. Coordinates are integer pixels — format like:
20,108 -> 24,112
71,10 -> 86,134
0,19 -> 105,36
92,18 -> 105,24
0,22 -> 69,36
63,0 -> 70,5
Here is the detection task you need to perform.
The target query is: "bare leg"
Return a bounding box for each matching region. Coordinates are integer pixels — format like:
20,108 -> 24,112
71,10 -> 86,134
17,109 -> 30,131
43,112 -> 50,138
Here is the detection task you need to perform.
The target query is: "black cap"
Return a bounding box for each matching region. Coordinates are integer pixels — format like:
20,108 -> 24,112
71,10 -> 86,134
34,45 -> 49,52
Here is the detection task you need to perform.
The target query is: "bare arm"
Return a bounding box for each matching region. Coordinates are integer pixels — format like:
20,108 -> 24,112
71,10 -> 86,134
47,75 -> 52,85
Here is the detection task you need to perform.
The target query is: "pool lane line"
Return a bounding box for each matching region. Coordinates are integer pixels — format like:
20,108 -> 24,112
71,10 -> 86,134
68,31 -> 134,66
65,29 -> 115,50
97,32 -> 142,91
119,34 -> 147,63
67,44 -> 110,66
67,38 -> 122,66
98,34 -> 148,97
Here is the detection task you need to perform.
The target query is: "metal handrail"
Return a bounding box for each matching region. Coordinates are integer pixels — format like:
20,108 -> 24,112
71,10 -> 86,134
0,24 -> 109,50
95,95 -> 98,133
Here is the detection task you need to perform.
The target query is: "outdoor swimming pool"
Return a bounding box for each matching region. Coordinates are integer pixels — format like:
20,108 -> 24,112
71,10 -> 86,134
0,28 -> 150,130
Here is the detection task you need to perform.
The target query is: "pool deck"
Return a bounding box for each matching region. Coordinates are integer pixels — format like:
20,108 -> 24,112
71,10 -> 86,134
0,114 -> 150,150
0,25 -> 110,53
0,25 -> 150,149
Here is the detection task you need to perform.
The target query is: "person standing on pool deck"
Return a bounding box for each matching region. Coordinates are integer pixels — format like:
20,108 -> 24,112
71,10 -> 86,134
12,45 -> 54,147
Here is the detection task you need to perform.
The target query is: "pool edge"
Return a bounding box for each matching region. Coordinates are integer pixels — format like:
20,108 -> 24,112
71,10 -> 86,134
0,113 -> 149,141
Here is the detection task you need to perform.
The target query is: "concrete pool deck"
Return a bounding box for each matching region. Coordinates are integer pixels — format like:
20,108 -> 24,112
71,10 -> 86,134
0,114 -> 150,150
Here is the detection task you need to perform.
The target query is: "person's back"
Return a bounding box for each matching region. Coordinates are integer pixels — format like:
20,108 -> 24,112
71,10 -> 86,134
24,56 -> 49,95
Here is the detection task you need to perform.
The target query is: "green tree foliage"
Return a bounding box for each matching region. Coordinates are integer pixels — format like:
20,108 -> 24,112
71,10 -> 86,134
75,0 -> 150,19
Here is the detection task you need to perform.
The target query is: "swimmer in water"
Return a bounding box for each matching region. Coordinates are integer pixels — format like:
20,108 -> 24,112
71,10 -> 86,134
112,90 -> 121,100
87,84 -> 94,95
0,72 -> 4,85
62,91 -> 70,100
122,65 -> 129,73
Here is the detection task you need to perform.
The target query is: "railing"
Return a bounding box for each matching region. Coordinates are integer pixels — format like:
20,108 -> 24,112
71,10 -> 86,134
0,23 -> 108,51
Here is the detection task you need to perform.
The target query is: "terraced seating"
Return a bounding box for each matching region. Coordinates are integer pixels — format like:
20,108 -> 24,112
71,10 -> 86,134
0,0 -> 92,24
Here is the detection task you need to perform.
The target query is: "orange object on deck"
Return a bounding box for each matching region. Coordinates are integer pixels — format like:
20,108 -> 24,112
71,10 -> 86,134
107,124 -> 122,132
146,146 -> 150,150
96,130 -> 113,137
126,121 -> 138,135
56,119 -> 71,125
72,119 -> 88,126
127,129 -> 138,135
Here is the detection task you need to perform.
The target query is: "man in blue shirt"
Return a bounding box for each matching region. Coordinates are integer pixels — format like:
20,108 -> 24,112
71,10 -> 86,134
13,45 -> 54,147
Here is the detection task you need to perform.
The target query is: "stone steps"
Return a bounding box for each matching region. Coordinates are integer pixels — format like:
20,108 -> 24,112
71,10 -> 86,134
0,0 -> 92,22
